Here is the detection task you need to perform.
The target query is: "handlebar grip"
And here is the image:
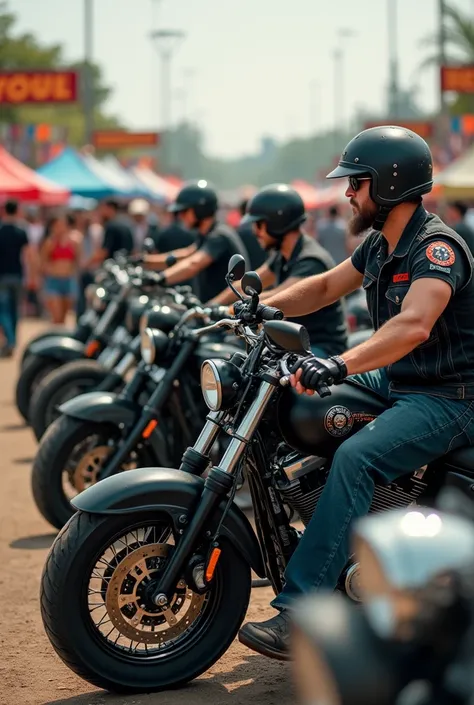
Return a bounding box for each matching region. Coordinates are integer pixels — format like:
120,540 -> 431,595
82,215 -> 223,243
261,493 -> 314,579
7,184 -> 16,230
261,306 -> 284,321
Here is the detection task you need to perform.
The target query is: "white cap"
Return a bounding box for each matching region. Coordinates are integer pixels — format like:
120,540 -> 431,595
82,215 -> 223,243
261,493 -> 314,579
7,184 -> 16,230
129,198 -> 150,215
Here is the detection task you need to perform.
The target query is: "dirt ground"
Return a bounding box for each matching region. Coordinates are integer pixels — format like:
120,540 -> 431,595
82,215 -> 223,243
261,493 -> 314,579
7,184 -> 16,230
0,320 -> 296,705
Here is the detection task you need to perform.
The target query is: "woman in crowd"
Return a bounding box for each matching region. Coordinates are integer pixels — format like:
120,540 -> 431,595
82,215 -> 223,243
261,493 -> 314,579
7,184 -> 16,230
40,214 -> 81,324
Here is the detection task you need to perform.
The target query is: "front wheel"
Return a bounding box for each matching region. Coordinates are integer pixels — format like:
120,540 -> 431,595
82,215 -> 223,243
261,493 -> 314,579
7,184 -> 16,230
29,360 -> 112,441
41,511 -> 251,692
31,416 -> 156,530
15,355 -> 61,422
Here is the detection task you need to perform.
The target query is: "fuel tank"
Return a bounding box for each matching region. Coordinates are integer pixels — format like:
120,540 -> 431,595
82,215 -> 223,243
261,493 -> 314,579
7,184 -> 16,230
277,380 -> 388,458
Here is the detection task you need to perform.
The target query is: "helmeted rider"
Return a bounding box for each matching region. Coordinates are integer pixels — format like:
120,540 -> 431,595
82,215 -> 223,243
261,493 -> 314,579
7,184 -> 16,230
145,180 -> 248,302
211,183 -> 348,357
238,125 -> 474,660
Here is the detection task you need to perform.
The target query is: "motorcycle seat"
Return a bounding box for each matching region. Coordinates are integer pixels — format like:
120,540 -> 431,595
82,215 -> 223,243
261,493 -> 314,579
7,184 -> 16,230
440,445 -> 474,476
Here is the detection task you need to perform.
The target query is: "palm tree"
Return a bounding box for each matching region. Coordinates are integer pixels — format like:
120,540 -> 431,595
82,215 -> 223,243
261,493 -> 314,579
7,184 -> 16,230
420,3 -> 474,114
421,3 -> 474,66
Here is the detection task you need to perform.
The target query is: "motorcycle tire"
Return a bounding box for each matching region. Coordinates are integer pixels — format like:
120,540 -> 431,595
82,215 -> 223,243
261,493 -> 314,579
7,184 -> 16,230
29,360 -> 111,442
15,355 -> 60,422
20,328 -> 72,369
41,510 -> 251,692
32,416 -> 156,531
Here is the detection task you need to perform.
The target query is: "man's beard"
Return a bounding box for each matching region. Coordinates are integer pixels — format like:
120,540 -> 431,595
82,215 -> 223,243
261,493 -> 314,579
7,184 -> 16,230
348,203 -> 378,235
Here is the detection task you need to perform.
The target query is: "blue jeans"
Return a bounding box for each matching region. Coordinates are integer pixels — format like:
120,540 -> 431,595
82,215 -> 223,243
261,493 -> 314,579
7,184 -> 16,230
272,368 -> 474,610
0,275 -> 22,347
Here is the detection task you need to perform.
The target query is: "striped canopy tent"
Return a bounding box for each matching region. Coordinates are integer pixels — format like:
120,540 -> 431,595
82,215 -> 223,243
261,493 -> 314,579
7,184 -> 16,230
0,146 -> 69,205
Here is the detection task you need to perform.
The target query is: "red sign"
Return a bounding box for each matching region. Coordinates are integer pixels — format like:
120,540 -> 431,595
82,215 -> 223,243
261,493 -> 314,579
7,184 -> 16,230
440,65 -> 474,93
93,131 -> 160,149
0,71 -> 78,104
363,120 -> 434,139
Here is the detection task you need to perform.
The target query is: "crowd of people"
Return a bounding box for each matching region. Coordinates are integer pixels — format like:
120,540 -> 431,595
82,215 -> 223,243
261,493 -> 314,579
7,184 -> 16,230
0,175 -> 474,361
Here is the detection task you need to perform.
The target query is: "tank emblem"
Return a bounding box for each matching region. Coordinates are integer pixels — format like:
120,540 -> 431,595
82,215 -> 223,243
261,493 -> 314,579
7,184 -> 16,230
324,406 -> 354,437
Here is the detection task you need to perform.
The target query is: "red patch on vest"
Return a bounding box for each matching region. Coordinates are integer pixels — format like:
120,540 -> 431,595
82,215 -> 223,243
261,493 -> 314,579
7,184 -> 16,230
393,273 -> 409,283
426,241 -> 455,266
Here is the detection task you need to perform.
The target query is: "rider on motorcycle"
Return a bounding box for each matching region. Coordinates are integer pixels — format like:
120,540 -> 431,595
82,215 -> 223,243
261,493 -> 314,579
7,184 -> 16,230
238,125 -> 474,660
212,183 -> 348,356
145,180 -> 249,301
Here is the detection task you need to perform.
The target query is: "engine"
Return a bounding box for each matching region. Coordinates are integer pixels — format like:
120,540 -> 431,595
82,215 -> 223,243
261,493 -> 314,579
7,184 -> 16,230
275,450 -> 428,527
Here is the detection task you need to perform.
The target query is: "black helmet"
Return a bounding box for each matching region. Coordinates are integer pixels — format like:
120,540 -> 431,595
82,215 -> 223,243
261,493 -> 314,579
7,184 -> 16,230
326,125 -> 433,207
242,184 -> 306,239
168,180 -> 218,220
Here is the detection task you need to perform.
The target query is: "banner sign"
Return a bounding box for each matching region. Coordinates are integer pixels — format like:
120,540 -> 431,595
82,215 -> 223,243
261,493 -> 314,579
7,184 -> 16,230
93,131 -> 160,149
0,71 -> 78,104
440,66 -> 474,93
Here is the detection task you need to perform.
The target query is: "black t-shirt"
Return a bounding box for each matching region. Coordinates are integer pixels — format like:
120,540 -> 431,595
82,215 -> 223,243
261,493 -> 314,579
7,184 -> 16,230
196,222 -> 249,302
154,222 -> 195,253
237,223 -> 266,270
269,234 -> 348,356
453,221 -> 474,255
0,222 -> 28,277
102,218 -> 134,258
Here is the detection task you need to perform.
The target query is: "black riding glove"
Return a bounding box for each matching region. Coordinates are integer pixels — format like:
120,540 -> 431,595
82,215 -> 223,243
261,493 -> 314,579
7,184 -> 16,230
292,355 -> 347,390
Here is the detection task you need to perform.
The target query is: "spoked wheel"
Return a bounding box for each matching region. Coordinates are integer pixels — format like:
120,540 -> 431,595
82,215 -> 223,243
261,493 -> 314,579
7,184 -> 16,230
32,417 -> 157,530
41,512 -> 251,692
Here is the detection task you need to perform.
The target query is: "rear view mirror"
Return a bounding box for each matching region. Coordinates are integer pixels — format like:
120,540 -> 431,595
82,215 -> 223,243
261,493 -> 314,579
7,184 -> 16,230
241,271 -> 262,296
227,254 -> 246,282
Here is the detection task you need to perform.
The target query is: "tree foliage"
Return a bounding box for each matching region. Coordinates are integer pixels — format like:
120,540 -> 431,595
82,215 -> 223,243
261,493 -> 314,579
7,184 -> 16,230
0,1 -> 122,144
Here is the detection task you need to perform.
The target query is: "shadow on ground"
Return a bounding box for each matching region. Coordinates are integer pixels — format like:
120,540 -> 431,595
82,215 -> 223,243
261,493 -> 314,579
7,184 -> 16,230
10,533 -> 57,550
40,654 -> 293,705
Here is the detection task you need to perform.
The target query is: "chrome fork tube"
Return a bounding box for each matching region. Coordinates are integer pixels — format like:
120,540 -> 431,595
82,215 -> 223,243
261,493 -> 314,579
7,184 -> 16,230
218,380 -> 276,474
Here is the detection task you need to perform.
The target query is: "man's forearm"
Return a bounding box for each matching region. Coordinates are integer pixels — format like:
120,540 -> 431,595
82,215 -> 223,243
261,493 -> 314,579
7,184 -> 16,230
263,274 -> 329,317
341,312 -> 429,375
161,259 -> 198,286
209,287 -> 238,305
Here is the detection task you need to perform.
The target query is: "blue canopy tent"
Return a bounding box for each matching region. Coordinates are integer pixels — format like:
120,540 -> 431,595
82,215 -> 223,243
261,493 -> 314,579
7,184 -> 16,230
37,147 -> 122,199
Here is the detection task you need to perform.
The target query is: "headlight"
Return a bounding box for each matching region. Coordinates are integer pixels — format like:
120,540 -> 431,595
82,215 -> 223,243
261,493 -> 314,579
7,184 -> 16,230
201,360 -> 222,410
139,310 -> 149,335
140,327 -> 169,365
141,327 -> 156,365
200,359 -> 242,411
93,286 -> 106,310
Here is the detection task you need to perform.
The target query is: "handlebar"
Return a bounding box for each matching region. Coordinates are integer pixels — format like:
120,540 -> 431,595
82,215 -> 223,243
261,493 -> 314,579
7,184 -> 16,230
261,306 -> 284,321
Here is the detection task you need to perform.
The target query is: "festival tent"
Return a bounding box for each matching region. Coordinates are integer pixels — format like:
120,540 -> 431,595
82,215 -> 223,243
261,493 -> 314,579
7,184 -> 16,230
101,155 -> 158,200
83,153 -> 151,198
434,147 -> 474,198
292,180 -> 346,210
130,166 -> 180,203
37,147 -> 121,199
0,146 -> 69,205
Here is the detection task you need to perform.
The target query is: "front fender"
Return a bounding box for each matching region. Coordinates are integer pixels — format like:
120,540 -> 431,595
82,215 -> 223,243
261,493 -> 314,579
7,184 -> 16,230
29,336 -> 86,362
72,467 -> 265,577
59,391 -> 140,425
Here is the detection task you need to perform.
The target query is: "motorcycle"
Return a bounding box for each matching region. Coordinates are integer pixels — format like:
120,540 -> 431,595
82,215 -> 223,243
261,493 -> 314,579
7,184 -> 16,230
41,254 -> 466,693
16,258 -> 165,423
291,491 -> 474,705
28,284 -> 200,442
31,302 -> 240,530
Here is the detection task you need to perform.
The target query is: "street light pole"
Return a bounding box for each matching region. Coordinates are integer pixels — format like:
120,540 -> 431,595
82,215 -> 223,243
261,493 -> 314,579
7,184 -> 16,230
387,0 -> 400,118
333,28 -> 355,154
150,29 -> 185,171
83,0 -> 94,145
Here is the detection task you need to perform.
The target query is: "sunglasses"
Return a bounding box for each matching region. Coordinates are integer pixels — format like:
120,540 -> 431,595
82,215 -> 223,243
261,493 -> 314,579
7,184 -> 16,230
349,176 -> 371,192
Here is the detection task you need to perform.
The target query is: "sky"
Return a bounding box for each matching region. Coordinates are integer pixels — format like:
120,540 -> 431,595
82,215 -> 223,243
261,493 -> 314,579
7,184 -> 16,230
11,0 -> 474,158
